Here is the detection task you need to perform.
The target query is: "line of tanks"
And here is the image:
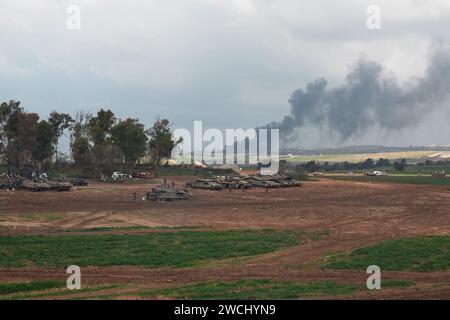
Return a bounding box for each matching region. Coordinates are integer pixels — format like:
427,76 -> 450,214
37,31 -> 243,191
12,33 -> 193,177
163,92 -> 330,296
0,176 -> 88,192
186,175 -> 303,190
144,175 -> 302,201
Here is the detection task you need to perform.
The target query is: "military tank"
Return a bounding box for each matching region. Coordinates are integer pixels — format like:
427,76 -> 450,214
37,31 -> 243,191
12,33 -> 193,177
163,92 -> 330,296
0,176 -> 16,190
71,178 -> 88,186
285,177 -> 303,187
242,174 -> 302,188
0,182 -> 12,190
144,187 -> 191,201
46,180 -> 73,191
185,179 -> 223,190
17,179 -> 52,192
14,176 -> 72,192
216,177 -> 251,189
257,180 -> 281,188
269,175 -> 303,187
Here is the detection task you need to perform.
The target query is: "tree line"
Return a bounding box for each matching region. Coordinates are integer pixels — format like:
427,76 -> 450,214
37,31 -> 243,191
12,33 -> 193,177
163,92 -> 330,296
289,157 -> 408,173
0,100 -> 181,178
287,157 -> 450,175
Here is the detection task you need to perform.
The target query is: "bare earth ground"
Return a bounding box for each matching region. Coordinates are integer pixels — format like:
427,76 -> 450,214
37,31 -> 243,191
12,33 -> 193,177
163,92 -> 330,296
1,178 -> 450,299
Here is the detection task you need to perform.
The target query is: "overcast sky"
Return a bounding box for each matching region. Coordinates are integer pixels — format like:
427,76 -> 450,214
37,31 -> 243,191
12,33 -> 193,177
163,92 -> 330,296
1,0 -> 450,148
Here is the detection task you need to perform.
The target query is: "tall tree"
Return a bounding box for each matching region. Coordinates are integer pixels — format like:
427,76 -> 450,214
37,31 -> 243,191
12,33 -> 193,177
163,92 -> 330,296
376,158 -> 391,167
71,136 -> 91,168
146,118 -> 182,167
88,109 -> 118,179
88,108 -> 116,145
71,111 -> 92,140
358,158 -> 375,170
32,120 -> 55,167
393,159 -> 407,171
0,101 -> 23,172
91,144 -> 123,180
70,111 -> 93,170
13,112 -> 39,170
0,101 -> 39,171
111,118 -> 147,169
48,111 -> 74,163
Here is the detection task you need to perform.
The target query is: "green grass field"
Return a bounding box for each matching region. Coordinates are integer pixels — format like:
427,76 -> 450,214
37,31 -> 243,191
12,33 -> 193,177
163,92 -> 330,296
0,230 -> 299,268
65,225 -> 202,233
18,212 -> 65,222
324,175 -> 450,186
325,236 -> 450,272
0,283 -> 120,300
319,164 -> 450,175
401,164 -> 450,175
0,278 -> 415,300
140,279 -> 357,299
0,280 -> 63,296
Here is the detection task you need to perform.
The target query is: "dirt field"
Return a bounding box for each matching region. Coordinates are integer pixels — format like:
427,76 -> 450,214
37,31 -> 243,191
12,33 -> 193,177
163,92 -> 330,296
1,177 -> 450,299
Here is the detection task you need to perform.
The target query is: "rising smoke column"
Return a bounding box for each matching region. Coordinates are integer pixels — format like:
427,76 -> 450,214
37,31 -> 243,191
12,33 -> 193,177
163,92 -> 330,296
267,44 -> 450,143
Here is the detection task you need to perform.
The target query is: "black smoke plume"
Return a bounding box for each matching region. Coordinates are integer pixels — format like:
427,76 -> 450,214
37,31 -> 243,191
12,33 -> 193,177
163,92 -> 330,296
266,44 -> 450,143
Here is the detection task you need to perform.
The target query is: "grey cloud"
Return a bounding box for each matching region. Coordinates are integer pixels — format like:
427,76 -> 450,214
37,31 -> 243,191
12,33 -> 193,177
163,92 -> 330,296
1,1 -> 450,148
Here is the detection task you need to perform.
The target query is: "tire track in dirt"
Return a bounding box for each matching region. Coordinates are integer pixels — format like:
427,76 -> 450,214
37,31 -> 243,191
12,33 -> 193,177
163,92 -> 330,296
52,211 -> 117,229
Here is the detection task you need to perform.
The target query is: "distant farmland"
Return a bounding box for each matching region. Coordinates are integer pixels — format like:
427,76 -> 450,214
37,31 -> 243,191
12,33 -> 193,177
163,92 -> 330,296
286,150 -> 436,164
324,175 -> 450,186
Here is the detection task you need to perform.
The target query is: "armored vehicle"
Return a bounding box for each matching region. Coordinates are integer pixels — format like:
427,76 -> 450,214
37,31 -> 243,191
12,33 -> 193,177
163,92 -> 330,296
0,178 -> 15,190
216,177 -> 251,190
285,177 -> 302,187
71,178 -> 89,186
46,180 -> 72,191
144,187 -> 191,201
259,180 -> 281,188
269,175 -> 302,187
247,179 -> 281,188
17,179 -> 52,192
186,179 -> 223,190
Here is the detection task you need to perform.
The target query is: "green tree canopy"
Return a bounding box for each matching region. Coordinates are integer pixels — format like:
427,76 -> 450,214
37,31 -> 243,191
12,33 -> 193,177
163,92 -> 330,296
393,159 -> 407,171
88,109 -> 116,145
71,136 -> 91,168
48,111 -> 74,162
111,118 -> 147,166
33,120 -> 55,165
146,118 -> 182,167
